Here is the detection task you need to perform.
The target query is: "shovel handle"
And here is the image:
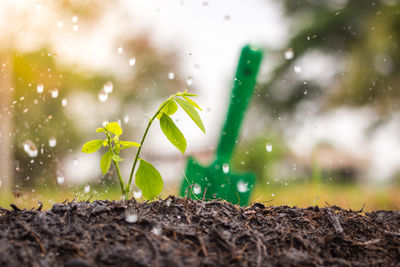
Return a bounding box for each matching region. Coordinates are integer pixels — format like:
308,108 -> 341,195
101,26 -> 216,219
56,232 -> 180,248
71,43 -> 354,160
216,45 -> 263,164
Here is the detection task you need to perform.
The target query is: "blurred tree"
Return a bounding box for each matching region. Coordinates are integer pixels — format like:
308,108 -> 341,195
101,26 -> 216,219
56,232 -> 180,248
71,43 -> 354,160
260,0 -> 400,116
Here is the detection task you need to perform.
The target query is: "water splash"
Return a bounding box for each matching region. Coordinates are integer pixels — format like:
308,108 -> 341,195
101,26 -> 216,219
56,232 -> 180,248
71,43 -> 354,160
23,140 -> 38,157
152,225 -> 162,235
193,183 -> 201,194
237,180 -> 249,193
125,209 -> 138,223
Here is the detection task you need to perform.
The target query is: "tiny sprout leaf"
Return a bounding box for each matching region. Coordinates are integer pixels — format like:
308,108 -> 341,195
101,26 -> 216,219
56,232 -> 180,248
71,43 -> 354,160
112,154 -> 124,162
174,97 -> 205,133
81,140 -> 103,153
100,149 -> 112,175
106,122 -> 123,136
102,140 -> 108,146
96,127 -> 105,133
157,100 -> 178,119
120,141 -> 140,148
182,91 -> 197,97
160,113 -> 187,154
183,95 -> 202,110
135,159 -> 163,199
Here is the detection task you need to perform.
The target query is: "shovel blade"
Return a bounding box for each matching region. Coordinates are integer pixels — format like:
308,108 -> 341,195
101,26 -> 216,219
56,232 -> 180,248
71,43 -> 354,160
180,157 -> 255,206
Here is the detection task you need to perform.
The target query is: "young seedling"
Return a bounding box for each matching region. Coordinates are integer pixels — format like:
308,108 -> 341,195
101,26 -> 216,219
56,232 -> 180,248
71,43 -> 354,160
81,90 -> 205,200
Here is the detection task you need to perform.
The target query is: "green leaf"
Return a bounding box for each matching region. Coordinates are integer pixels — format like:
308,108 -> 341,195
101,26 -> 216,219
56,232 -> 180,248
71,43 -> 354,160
183,96 -> 202,110
135,159 -> 163,199
174,97 -> 205,133
157,100 -> 178,119
106,122 -> 123,136
81,140 -> 103,153
96,127 -> 105,133
182,91 -> 197,97
100,149 -> 112,175
120,140 -> 140,148
112,154 -> 124,162
159,113 -> 187,154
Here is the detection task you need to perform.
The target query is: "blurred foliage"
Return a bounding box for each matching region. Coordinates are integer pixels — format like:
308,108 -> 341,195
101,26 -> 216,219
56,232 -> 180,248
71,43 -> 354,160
261,0 -> 400,116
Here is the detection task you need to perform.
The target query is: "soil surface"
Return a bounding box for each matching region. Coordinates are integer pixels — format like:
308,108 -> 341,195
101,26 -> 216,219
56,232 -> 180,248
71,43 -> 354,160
0,197 -> 400,266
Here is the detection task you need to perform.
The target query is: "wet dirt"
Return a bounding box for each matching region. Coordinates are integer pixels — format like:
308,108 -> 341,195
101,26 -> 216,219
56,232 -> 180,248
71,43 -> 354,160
0,196 -> 399,266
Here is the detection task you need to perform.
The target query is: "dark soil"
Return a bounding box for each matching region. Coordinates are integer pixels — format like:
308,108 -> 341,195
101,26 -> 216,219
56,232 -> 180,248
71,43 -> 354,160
0,197 -> 400,267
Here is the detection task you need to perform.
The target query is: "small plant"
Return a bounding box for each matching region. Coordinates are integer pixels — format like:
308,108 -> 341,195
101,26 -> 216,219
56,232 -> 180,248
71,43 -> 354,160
81,90 -> 205,199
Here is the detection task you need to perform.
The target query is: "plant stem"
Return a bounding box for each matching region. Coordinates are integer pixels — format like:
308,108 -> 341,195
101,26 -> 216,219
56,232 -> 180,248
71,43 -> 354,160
126,98 -> 172,193
114,161 -> 127,199
106,131 -> 126,197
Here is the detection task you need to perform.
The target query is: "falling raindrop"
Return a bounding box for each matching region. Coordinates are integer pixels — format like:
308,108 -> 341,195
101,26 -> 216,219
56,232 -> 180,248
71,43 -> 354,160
61,98 -> 68,106
125,209 -> 138,223
222,163 -> 229,174
48,137 -> 57,147
294,66 -> 302,73
304,90 -> 308,95
237,180 -> 249,193
123,115 -> 129,123
72,25 -> 79,32
51,88 -> 59,98
193,183 -> 202,194
72,16 -> 78,23
98,89 -> 108,102
128,58 -> 136,66
266,143 -> 273,152
103,81 -> 113,94
271,193 -> 275,197
152,225 -> 162,235
37,83 -> 44,93
186,76 -> 193,86
57,173 -> 64,185
284,49 -> 294,60
168,72 -> 175,80
133,189 -> 142,199
23,140 -> 38,158
117,47 -> 123,54
84,184 -> 90,193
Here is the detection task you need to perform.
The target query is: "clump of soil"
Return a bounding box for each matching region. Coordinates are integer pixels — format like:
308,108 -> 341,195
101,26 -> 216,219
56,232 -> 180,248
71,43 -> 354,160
0,196 -> 399,266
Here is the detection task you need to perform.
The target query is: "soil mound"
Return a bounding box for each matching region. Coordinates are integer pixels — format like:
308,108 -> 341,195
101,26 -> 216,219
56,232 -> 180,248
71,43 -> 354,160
0,197 -> 399,266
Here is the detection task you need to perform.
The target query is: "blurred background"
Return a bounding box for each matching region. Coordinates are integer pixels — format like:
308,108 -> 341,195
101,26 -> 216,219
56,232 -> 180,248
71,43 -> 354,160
1,0 -> 400,210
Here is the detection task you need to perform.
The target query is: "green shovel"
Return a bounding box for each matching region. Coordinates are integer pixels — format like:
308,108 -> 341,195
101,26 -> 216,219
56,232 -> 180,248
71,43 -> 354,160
179,45 -> 263,206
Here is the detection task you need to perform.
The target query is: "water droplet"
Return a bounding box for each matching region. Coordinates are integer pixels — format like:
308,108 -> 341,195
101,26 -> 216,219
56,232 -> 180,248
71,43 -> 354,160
103,81 -> 113,94
37,83 -> 44,93
186,76 -> 193,86
72,16 -> 78,23
128,58 -> 136,66
57,173 -> 64,185
294,66 -> 302,73
84,184 -> 90,193
23,140 -> 38,157
48,137 -> 57,147
98,89 -> 108,102
271,193 -> 275,197
117,47 -> 123,54
168,72 -> 175,80
237,180 -> 249,193
193,183 -> 201,194
72,25 -> 79,32
284,49 -> 294,60
304,90 -> 308,95
152,225 -> 162,235
123,115 -> 129,123
222,163 -> 229,174
266,143 -> 273,152
166,199 -> 171,207
125,209 -> 138,223
51,88 -> 59,98
133,189 -> 142,199
61,98 -> 68,106
102,121 -> 109,127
